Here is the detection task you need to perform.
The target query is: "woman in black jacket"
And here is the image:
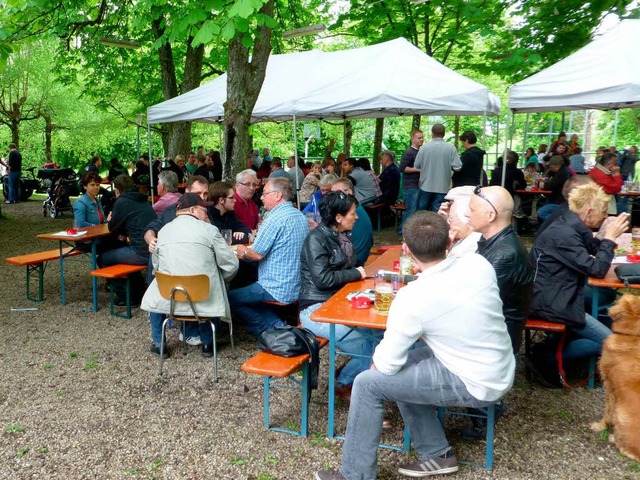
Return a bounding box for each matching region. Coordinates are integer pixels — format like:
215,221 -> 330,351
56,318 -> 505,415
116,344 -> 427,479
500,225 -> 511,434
299,192 -> 380,391
530,183 -> 629,360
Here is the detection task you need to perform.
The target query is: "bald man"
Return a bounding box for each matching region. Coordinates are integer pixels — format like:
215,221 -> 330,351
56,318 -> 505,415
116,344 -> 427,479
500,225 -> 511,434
467,186 -> 534,354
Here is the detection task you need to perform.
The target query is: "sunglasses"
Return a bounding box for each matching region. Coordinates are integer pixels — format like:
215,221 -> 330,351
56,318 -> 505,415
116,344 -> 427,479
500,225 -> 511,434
473,185 -> 498,216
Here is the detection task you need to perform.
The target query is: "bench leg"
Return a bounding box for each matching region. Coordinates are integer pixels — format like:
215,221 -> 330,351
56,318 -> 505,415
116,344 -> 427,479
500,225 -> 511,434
300,362 -> 309,437
26,263 -> 45,302
485,404 -> 496,469
376,209 -> 381,232
210,321 -> 218,383
263,375 -> 271,430
158,318 -> 169,376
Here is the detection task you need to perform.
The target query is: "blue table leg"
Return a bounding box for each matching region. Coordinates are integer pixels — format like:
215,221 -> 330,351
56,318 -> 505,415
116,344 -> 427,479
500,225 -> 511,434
59,241 -> 66,305
91,240 -> 99,312
328,323 -> 336,438
589,287 -> 600,390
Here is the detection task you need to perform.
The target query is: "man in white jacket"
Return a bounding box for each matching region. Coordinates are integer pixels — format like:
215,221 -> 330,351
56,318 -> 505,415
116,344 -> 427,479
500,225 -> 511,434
315,211 -> 514,480
141,193 -> 239,358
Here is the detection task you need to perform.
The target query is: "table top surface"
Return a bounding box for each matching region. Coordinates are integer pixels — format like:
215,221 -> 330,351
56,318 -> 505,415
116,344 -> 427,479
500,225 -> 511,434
37,223 -> 111,242
311,249 -> 403,329
617,191 -> 640,197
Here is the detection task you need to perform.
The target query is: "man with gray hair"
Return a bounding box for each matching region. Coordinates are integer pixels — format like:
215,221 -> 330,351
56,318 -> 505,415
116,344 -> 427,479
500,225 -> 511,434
251,149 -> 263,169
231,177 -> 310,335
152,170 -> 181,215
234,169 -> 260,230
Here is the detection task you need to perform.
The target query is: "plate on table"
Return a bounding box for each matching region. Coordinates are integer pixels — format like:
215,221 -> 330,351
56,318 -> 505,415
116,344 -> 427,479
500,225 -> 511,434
346,289 -> 375,301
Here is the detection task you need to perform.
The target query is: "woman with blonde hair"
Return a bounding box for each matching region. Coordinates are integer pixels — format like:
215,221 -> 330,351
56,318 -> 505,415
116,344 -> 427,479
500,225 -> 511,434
530,183 -> 629,368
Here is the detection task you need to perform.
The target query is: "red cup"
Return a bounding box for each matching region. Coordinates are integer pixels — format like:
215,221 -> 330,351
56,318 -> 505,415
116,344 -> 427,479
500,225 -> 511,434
531,186 -> 539,192
350,295 -> 371,309
393,260 -> 400,271
66,228 -> 78,235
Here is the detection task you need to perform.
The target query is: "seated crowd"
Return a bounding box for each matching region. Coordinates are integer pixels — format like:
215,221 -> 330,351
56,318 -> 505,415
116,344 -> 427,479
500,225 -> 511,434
75,134 -> 633,479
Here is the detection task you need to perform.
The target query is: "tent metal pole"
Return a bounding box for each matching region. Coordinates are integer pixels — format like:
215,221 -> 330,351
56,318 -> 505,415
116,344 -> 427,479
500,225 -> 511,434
293,114 -> 301,209
494,118 -> 500,171
613,110 -> 620,146
147,119 -> 155,205
561,111 -> 566,132
583,110 -> 590,156
481,112 -> 487,185
501,111 -> 510,188
522,113 -> 530,161
508,110 -> 514,152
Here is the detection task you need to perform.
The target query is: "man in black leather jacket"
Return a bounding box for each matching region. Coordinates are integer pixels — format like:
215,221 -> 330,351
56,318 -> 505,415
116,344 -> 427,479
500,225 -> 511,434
468,186 -> 534,353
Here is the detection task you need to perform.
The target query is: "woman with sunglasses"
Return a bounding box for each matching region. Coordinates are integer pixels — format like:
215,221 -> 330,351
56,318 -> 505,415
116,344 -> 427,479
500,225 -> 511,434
299,191 -> 381,398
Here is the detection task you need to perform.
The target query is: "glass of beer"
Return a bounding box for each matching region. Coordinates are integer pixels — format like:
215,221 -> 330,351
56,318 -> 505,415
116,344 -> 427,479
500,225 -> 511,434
633,228 -> 640,255
374,280 -> 394,315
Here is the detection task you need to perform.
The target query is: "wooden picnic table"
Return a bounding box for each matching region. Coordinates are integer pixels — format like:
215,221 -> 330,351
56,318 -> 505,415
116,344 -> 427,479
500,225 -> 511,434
37,224 -> 112,311
515,189 -> 552,195
311,248 -> 408,448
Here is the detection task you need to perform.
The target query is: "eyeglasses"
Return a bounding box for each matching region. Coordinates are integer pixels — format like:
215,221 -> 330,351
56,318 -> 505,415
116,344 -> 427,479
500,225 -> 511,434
473,185 -> 498,216
225,195 -> 235,200
238,181 -> 259,189
261,190 -> 279,198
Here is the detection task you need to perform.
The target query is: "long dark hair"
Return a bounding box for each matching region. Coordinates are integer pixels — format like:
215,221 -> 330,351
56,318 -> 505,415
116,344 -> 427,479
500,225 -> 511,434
319,191 -> 358,228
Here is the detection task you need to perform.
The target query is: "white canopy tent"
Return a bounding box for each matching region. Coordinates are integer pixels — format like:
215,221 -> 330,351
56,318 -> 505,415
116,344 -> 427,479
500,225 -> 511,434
147,37 -> 500,124
508,19 -> 640,113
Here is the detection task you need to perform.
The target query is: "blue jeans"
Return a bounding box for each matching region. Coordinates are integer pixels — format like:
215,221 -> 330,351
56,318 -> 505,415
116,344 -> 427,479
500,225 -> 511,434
227,282 -> 285,335
340,345 -> 492,480
537,203 -> 559,223
418,190 -> 446,212
563,313 -> 612,360
149,312 -> 218,347
300,303 -> 383,387
8,171 -> 20,203
399,188 -> 419,234
98,245 -> 148,267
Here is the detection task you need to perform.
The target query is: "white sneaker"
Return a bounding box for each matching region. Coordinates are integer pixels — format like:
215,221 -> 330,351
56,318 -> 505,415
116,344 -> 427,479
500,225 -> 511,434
179,333 -> 202,346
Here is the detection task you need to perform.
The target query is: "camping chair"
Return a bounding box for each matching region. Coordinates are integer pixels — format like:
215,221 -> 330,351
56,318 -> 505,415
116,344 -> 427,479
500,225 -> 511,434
155,272 -> 218,383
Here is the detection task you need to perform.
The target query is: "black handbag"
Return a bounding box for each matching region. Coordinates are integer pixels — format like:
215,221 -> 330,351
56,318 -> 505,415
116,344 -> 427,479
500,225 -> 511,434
614,264 -> 640,286
258,325 -> 320,393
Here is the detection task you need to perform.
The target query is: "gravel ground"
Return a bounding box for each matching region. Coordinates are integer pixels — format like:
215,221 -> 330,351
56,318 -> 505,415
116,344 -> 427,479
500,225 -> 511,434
1,197 -> 639,480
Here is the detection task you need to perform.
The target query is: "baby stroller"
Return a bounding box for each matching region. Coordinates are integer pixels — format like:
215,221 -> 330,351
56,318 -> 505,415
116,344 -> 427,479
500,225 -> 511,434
41,168 -> 79,219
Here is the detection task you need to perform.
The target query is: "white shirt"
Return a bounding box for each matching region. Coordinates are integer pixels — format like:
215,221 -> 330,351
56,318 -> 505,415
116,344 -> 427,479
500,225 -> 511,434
373,253 -> 515,402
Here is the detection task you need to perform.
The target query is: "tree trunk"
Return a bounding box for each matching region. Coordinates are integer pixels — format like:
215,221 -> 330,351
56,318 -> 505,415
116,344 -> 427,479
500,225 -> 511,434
344,120 -> 353,157
373,117 -> 384,173
152,19 -> 205,159
44,111 -> 52,163
10,120 -> 19,148
453,116 -> 460,149
223,1 -> 274,180
412,114 -> 421,131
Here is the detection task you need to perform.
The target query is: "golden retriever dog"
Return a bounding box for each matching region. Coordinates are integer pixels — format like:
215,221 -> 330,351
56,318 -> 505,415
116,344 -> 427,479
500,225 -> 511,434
590,293 -> 640,461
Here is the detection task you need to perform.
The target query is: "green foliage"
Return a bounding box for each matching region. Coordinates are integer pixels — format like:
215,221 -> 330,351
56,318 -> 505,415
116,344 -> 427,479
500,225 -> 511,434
4,424 -> 25,434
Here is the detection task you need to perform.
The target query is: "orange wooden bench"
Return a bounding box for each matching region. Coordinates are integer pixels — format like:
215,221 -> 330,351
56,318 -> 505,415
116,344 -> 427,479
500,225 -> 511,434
263,300 -> 299,326
524,318 -> 596,389
365,202 -> 385,232
6,247 -> 82,302
390,203 -> 407,231
90,264 -> 146,318
242,336 -> 328,437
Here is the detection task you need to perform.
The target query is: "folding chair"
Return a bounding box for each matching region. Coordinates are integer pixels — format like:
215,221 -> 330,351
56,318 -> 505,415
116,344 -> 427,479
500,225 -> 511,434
155,272 -> 220,382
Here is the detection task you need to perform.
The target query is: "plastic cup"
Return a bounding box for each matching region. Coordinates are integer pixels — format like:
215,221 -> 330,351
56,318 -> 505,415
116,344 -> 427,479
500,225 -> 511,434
221,229 -> 232,246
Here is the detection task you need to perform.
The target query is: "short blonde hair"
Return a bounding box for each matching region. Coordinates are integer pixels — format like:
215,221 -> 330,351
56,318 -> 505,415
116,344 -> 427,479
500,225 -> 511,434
568,183 -> 610,215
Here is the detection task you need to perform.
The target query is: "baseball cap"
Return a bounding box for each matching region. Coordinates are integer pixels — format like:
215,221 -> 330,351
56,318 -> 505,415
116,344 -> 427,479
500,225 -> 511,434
177,192 -> 212,209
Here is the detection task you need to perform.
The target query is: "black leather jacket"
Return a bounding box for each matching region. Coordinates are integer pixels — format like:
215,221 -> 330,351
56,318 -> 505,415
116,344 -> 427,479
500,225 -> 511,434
477,225 -> 534,352
299,223 -> 362,307
530,210 -> 614,329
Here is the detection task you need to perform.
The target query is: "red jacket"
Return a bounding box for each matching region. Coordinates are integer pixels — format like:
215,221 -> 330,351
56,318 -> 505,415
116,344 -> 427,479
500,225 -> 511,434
589,165 -> 623,194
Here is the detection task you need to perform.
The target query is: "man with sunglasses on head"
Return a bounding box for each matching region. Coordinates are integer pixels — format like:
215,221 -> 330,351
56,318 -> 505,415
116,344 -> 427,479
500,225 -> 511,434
231,178 -> 309,335
234,169 -> 260,231
459,185 -> 533,439
466,185 -> 534,355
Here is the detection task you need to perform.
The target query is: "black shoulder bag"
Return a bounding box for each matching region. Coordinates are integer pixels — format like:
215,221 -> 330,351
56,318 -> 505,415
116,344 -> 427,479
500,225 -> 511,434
258,325 -> 320,399
614,264 -> 640,288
